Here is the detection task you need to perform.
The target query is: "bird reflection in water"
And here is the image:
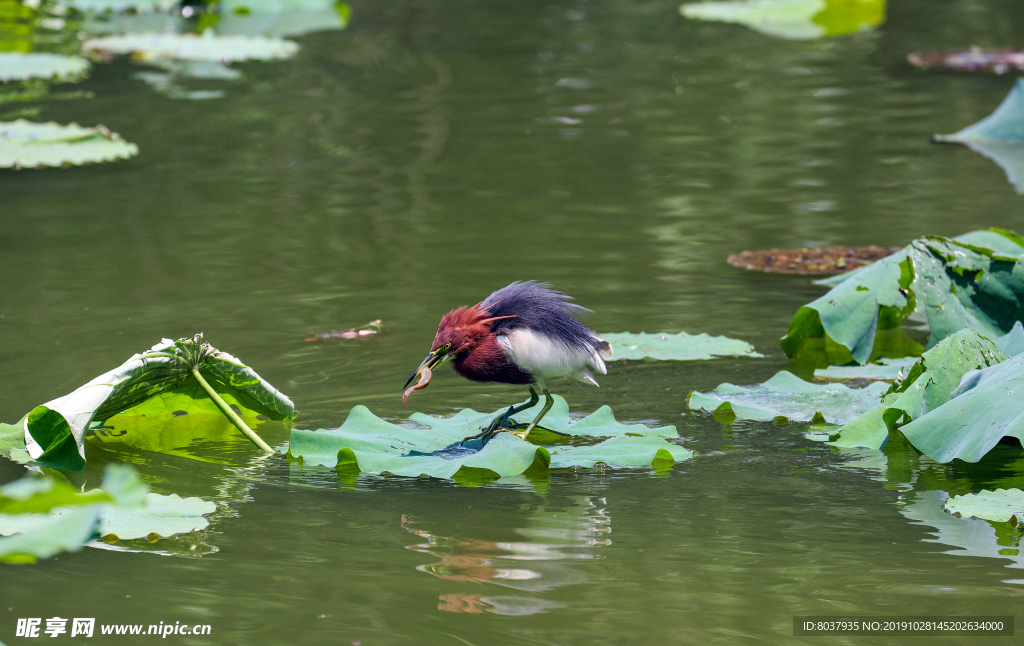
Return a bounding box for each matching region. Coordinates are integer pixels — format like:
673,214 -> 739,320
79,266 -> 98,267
401,496 -> 611,614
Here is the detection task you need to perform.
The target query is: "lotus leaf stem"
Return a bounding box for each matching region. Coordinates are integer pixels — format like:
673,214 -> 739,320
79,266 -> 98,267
190,368 -> 274,453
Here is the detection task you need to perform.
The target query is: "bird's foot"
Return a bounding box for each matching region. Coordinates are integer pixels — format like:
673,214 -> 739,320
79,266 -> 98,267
459,406 -> 519,445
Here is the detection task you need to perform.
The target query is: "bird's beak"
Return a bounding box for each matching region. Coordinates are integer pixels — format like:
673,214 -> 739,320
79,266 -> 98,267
404,348 -> 447,390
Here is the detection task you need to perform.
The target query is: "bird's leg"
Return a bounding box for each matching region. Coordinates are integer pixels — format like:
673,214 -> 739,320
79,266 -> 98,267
461,387 -> 539,444
515,387 -> 553,441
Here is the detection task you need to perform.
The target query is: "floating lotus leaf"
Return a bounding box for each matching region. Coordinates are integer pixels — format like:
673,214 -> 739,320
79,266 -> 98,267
96,492 -> 216,540
831,329 -> 1007,449
813,356 -> 917,381
944,489 -> 1024,523
14,334 -> 296,470
781,229 -> 1024,365
62,0 -> 178,13
0,53 -> 89,81
287,396 -> 691,480
0,120 -> 138,169
82,32 -> 299,62
219,0 -> 350,38
900,350 -> 1024,463
0,464 -> 210,564
601,331 -> 762,361
688,370 -> 889,424
680,0 -> 884,40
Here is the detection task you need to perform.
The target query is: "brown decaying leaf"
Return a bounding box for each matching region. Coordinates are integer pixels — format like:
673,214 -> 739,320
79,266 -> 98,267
727,246 -> 900,276
908,48 -> 1024,75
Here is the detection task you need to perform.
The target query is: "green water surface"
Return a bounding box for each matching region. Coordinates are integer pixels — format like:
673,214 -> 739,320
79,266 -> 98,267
4,0 -> 1024,643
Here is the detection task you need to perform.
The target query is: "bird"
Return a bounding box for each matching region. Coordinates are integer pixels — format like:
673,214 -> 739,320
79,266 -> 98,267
403,281 -> 613,440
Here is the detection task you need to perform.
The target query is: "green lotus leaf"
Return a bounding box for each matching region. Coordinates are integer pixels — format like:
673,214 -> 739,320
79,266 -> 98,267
82,32 -> 299,62
935,79 -> 1024,146
831,329 -> 1008,449
62,0 -> 178,13
944,489 -> 1024,523
0,52 -> 89,81
688,370 -> 889,424
287,396 -> 690,479
0,119 -> 137,169
0,506 -> 100,564
781,229 -> 1024,365
900,350 -> 1024,463
0,464 -> 207,563
15,334 -> 295,470
96,492 -> 216,540
680,0 -> 883,41
813,356 -> 917,381
601,331 -> 762,361
995,320 -> 1024,356
219,0 -> 350,38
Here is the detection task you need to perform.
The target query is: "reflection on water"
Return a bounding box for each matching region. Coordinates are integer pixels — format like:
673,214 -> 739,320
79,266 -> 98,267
900,490 -> 1024,582
402,496 -> 611,614
837,443 -> 1024,583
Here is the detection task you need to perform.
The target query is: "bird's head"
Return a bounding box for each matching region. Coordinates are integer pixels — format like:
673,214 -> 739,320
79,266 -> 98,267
402,305 -> 514,403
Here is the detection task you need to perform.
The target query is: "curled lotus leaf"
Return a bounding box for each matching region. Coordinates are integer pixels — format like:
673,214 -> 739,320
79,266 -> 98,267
601,331 -> 762,361
900,350 -> 1024,463
82,32 -> 299,62
0,120 -> 137,170
17,334 -> 295,470
831,329 -> 1007,449
781,229 -> 1024,365
0,53 -> 89,81
688,370 -> 889,425
933,80 -> 1024,193
287,395 -> 691,480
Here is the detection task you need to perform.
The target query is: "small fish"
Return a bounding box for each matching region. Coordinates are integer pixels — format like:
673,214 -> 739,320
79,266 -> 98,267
402,366 -> 431,407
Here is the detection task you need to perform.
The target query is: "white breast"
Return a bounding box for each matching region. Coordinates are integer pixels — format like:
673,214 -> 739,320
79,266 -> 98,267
496,328 -> 609,386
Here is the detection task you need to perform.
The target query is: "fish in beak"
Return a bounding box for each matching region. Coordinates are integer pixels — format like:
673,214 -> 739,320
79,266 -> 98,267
402,348 -> 448,406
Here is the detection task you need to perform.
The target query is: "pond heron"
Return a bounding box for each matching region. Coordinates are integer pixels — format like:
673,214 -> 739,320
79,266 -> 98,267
403,281 -> 612,440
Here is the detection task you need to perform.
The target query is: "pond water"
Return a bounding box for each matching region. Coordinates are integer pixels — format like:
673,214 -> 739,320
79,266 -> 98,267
5,0 -> 1024,643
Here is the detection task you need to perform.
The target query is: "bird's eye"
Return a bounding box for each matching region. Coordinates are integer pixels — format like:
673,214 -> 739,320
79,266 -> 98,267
441,342 -> 452,352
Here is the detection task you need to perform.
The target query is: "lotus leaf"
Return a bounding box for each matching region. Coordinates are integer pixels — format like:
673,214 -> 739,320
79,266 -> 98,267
0,52 -> 89,81
0,464 -> 207,563
900,351 -> 1024,463
781,229 -> 1024,365
831,329 -> 1007,449
995,320 -> 1024,356
219,0 -> 350,38
813,356 -> 917,381
0,506 -> 100,564
17,334 -> 296,470
0,119 -> 138,169
97,493 -> 216,540
688,370 -> 889,424
63,0 -> 178,12
287,396 -> 691,480
680,0 -> 884,40
601,331 -> 762,361
944,489 -> 1024,523
82,32 -> 299,62
932,80 -> 1024,193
